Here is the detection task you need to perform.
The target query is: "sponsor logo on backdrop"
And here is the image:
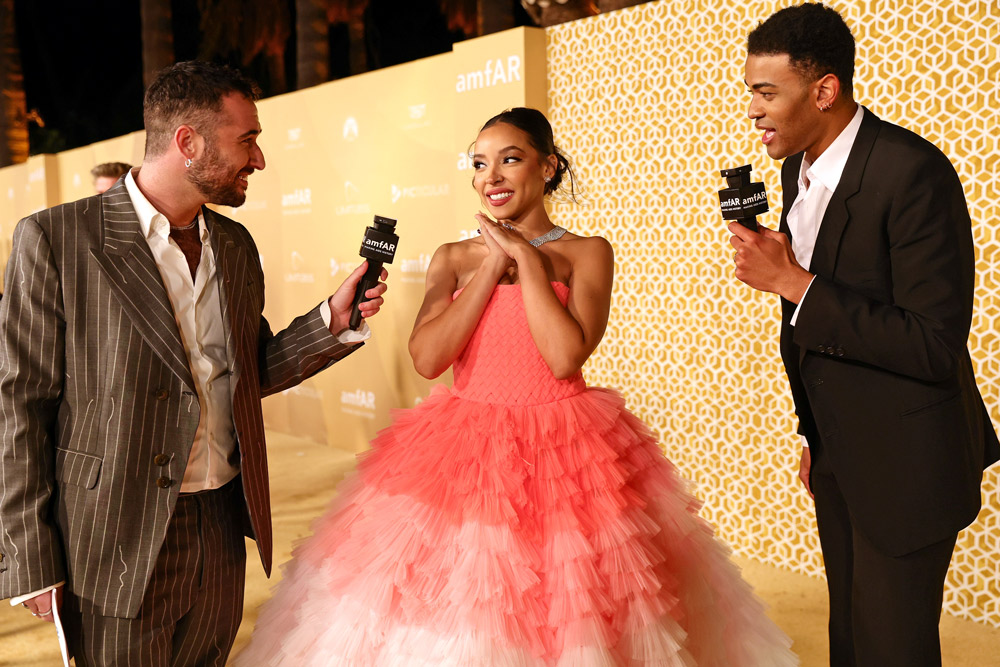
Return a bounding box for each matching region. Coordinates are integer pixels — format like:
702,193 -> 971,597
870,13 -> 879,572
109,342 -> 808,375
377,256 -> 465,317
285,250 -> 315,284
390,183 -> 450,204
284,384 -> 323,400
400,253 -> 431,283
28,167 -> 45,183
341,389 -> 377,419
236,199 -> 268,212
456,56 -> 522,93
403,103 -> 430,130
72,173 -> 81,187
8,187 -> 14,199
456,152 -> 475,171
285,127 -> 305,150
343,117 -> 359,141
337,180 -> 371,216
281,187 -> 313,215
458,229 -> 481,241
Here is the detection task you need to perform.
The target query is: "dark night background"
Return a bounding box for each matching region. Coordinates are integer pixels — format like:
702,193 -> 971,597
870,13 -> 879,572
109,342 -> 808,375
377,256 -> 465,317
13,0 -> 534,155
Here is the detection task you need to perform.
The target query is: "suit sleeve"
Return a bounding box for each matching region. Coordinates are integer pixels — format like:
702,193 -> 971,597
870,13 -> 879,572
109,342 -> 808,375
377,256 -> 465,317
0,218 -> 67,599
236,231 -> 362,396
792,149 -> 974,383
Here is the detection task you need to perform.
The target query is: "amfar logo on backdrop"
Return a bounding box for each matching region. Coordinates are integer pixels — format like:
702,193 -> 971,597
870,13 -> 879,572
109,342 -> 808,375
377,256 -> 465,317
28,167 -> 45,183
409,104 -> 426,120
456,152 -> 477,171
285,127 -> 305,150
343,117 -> 359,141
284,250 -> 315,284
336,180 -> 371,216
341,389 -> 377,419
391,183 -> 450,204
400,254 -> 432,284
281,188 -> 312,215
456,56 -> 521,93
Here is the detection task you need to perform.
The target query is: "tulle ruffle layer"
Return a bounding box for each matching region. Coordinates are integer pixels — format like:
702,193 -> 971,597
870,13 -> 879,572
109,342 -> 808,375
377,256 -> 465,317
235,386 -> 796,666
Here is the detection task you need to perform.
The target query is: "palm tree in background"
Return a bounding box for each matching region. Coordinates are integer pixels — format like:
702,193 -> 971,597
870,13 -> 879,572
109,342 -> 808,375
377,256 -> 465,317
0,0 -> 27,167
199,0 -> 292,94
141,0 -> 176,90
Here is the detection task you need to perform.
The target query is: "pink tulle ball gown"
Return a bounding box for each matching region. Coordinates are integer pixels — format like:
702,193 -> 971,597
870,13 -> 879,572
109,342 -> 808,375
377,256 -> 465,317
235,283 -> 797,666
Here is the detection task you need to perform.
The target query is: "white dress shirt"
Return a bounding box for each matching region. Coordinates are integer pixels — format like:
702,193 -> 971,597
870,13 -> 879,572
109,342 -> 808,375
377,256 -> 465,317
788,104 -> 863,448
125,171 -> 239,492
788,104 -> 864,325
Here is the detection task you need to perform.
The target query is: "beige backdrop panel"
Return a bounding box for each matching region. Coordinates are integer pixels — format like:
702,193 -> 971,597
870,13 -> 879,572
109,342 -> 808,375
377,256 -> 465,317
544,0 -> 999,627
57,131 -> 145,203
213,28 -> 548,452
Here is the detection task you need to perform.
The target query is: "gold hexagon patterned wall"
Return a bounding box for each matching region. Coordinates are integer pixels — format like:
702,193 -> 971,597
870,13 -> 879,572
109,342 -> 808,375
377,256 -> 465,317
546,0 -> 1000,626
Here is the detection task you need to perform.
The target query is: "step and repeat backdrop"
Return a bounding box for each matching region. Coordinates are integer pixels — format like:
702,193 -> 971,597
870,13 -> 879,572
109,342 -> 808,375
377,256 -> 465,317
1,1 -> 997,626
543,0 -> 999,627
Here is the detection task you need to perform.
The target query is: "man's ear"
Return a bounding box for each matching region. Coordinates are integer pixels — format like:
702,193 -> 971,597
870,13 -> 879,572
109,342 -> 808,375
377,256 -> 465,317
814,73 -> 841,111
174,125 -> 205,162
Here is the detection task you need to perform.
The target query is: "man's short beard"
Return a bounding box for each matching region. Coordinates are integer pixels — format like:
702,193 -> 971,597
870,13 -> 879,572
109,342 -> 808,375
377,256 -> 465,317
186,140 -> 246,208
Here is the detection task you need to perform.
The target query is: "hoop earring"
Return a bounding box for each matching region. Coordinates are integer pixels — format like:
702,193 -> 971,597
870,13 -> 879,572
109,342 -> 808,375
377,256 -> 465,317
185,158 -> 193,168
820,103 -> 833,112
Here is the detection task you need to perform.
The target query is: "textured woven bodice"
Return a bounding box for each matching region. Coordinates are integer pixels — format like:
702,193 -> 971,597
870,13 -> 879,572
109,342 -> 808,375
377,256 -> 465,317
451,282 -> 586,405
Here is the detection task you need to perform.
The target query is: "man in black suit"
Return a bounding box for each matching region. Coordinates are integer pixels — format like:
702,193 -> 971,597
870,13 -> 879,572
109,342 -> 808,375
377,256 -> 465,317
729,4 -> 999,666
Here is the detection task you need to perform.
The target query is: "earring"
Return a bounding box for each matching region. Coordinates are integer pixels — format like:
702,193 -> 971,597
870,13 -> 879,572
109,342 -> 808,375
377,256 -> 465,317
544,176 -> 552,183
820,102 -> 833,112
185,158 -> 193,168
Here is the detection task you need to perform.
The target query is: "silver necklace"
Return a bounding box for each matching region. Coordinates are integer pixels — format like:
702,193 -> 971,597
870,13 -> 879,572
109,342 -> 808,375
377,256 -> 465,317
529,225 -> 567,247
171,217 -> 199,232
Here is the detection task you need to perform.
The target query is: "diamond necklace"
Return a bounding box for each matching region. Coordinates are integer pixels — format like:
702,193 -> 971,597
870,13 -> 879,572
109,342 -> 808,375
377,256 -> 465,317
529,226 -> 567,247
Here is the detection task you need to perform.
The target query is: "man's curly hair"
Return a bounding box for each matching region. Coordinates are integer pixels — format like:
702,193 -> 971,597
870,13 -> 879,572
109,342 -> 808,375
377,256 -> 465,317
748,3 -> 855,96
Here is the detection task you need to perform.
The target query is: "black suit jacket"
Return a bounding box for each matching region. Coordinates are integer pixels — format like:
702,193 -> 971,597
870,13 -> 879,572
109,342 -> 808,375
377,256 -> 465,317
778,107 -> 999,556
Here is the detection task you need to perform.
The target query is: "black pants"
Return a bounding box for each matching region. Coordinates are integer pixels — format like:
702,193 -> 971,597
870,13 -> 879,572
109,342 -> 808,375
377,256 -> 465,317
65,477 -> 247,666
810,444 -> 956,667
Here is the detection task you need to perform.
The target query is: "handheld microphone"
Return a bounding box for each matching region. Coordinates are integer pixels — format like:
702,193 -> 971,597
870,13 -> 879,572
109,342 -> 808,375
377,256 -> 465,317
718,165 -> 768,231
349,215 -> 398,330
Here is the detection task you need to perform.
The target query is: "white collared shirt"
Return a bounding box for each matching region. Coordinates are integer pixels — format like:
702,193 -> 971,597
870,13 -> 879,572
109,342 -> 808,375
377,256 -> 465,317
125,170 -> 238,492
788,104 -> 865,326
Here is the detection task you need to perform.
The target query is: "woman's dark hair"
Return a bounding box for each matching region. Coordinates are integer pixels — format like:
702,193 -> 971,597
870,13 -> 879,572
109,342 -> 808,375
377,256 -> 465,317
477,107 -> 578,199
748,3 -> 855,95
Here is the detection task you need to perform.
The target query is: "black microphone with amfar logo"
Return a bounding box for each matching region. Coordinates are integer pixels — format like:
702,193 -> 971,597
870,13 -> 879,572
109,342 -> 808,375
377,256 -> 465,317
350,215 -> 398,330
718,165 -> 768,231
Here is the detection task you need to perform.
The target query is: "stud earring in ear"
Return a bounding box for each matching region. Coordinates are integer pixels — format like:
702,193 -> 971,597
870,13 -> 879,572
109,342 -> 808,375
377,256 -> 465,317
185,158 -> 193,168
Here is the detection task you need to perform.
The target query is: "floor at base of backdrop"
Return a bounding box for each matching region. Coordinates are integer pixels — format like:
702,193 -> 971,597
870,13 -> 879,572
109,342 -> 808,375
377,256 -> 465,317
3,430 -> 997,666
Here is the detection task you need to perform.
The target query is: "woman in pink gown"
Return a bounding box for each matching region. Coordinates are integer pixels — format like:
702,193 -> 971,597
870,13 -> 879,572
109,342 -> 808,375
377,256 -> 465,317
236,108 -> 797,666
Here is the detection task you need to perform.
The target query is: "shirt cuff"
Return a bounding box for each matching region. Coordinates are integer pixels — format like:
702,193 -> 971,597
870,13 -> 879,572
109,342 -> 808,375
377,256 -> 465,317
800,435 -> 810,449
789,276 -> 817,326
11,582 -> 64,606
320,299 -> 372,344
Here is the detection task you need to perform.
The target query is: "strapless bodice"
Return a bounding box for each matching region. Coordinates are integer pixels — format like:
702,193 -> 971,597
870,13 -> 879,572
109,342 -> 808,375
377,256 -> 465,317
451,283 -> 586,405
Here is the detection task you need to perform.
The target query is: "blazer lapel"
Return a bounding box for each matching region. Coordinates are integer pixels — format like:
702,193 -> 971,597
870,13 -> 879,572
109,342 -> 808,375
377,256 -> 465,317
90,181 -> 195,391
808,106 -> 881,277
205,208 -> 246,385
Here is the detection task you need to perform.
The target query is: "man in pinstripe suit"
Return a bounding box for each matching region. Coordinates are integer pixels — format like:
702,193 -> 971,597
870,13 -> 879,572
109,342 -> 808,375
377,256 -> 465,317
0,61 -> 388,665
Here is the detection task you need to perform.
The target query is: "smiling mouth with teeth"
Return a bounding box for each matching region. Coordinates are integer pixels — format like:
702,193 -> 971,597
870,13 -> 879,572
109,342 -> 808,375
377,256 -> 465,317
489,192 -> 512,201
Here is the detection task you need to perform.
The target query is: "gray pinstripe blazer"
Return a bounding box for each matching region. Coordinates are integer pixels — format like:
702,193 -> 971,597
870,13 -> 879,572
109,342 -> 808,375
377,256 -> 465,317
0,180 -> 358,618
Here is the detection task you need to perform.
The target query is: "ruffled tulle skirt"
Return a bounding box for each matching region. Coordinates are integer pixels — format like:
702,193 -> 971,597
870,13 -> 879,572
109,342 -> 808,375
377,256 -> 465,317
234,386 -> 797,666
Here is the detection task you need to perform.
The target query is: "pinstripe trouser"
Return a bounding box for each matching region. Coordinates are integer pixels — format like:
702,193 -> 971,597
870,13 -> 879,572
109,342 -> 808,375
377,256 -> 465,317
64,477 -> 247,667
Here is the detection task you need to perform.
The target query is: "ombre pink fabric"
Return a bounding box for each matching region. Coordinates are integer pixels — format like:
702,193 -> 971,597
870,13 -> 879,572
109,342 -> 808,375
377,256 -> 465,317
236,283 -> 797,666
